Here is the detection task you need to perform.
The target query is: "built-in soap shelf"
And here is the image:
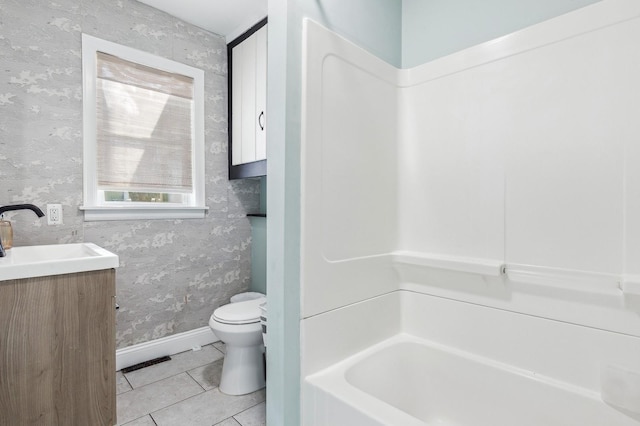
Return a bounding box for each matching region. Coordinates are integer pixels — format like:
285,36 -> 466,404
504,264 -> 621,296
247,213 -> 266,218
392,251 -> 504,277
392,251 -> 639,297
621,276 -> 640,296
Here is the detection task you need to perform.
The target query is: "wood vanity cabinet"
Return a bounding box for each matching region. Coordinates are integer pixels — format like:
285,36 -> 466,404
0,269 -> 116,425
228,18 -> 268,179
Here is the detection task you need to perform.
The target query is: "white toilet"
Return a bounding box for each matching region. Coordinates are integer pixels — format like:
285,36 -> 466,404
209,293 -> 266,395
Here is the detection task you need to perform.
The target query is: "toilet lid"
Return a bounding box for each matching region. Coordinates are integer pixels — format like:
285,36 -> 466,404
213,297 -> 266,325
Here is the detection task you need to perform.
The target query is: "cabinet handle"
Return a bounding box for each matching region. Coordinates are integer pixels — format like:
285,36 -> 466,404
258,111 -> 265,131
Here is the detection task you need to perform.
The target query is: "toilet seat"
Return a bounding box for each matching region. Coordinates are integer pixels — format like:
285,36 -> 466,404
213,297 -> 266,325
230,292 -> 265,303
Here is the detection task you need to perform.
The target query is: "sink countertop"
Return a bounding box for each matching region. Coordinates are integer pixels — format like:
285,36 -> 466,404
0,243 -> 119,281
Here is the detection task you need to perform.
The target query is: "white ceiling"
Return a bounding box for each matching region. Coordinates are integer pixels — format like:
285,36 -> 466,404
137,0 -> 267,42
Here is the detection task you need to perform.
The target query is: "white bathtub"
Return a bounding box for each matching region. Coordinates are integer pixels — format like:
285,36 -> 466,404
304,333 -> 639,426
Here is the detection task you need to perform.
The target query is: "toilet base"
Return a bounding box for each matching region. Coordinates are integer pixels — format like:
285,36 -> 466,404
219,344 -> 266,395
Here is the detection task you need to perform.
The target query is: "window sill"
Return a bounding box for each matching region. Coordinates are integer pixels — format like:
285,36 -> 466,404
79,206 -> 209,221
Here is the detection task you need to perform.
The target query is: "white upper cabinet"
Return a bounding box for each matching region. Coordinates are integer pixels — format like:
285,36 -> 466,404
229,19 -> 267,179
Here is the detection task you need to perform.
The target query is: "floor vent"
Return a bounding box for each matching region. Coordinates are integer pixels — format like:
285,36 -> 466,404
120,355 -> 172,373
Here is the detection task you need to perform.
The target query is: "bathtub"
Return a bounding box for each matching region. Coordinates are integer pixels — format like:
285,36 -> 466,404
304,333 -> 639,426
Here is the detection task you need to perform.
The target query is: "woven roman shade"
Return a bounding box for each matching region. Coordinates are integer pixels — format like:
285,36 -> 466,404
96,52 -> 194,193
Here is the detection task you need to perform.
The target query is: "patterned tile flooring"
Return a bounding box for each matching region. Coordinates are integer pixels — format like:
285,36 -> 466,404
116,342 -> 266,426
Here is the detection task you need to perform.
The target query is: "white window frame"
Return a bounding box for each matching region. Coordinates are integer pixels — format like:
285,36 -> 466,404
80,34 -> 207,221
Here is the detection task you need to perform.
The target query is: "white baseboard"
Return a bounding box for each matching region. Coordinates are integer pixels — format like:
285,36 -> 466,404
116,326 -> 219,371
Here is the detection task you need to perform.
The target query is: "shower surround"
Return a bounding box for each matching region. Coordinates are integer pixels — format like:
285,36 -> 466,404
300,1 -> 640,423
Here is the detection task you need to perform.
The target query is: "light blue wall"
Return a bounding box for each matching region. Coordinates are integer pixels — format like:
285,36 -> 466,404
266,0 -> 401,424
249,177 -> 266,295
402,0 -> 601,68
299,0 -> 402,67
265,1 -> 299,424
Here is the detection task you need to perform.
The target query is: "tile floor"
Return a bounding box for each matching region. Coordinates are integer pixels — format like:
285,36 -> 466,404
116,342 -> 266,426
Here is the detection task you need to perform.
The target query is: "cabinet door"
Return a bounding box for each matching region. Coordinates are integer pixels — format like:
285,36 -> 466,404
255,25 -> 267,161
0,269 -> 116,425
228,18 -> 268,179
240,32 -> 257,164
231,41 -> 243,166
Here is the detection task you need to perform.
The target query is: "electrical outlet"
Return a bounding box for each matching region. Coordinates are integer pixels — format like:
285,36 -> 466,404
47,204 -> 63,225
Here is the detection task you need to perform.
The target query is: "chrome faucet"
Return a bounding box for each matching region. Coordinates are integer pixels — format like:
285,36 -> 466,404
0,204 -> 45,257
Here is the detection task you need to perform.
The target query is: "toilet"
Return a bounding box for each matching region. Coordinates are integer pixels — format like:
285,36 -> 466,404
209,293 -> 266,395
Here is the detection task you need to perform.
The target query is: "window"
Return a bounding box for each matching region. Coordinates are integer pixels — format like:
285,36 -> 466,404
81,34 -> 207,220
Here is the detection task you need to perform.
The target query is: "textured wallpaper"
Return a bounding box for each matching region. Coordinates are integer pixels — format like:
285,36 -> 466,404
0,0 -> 260,348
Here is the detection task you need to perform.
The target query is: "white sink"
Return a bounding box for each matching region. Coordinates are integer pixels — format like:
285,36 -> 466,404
0,243 -> 119,281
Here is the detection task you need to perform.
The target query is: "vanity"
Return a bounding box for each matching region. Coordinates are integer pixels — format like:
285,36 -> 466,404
0,243 -> 118,425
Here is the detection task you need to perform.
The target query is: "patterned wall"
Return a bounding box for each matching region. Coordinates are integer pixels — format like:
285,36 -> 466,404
0,0 -> 260,348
